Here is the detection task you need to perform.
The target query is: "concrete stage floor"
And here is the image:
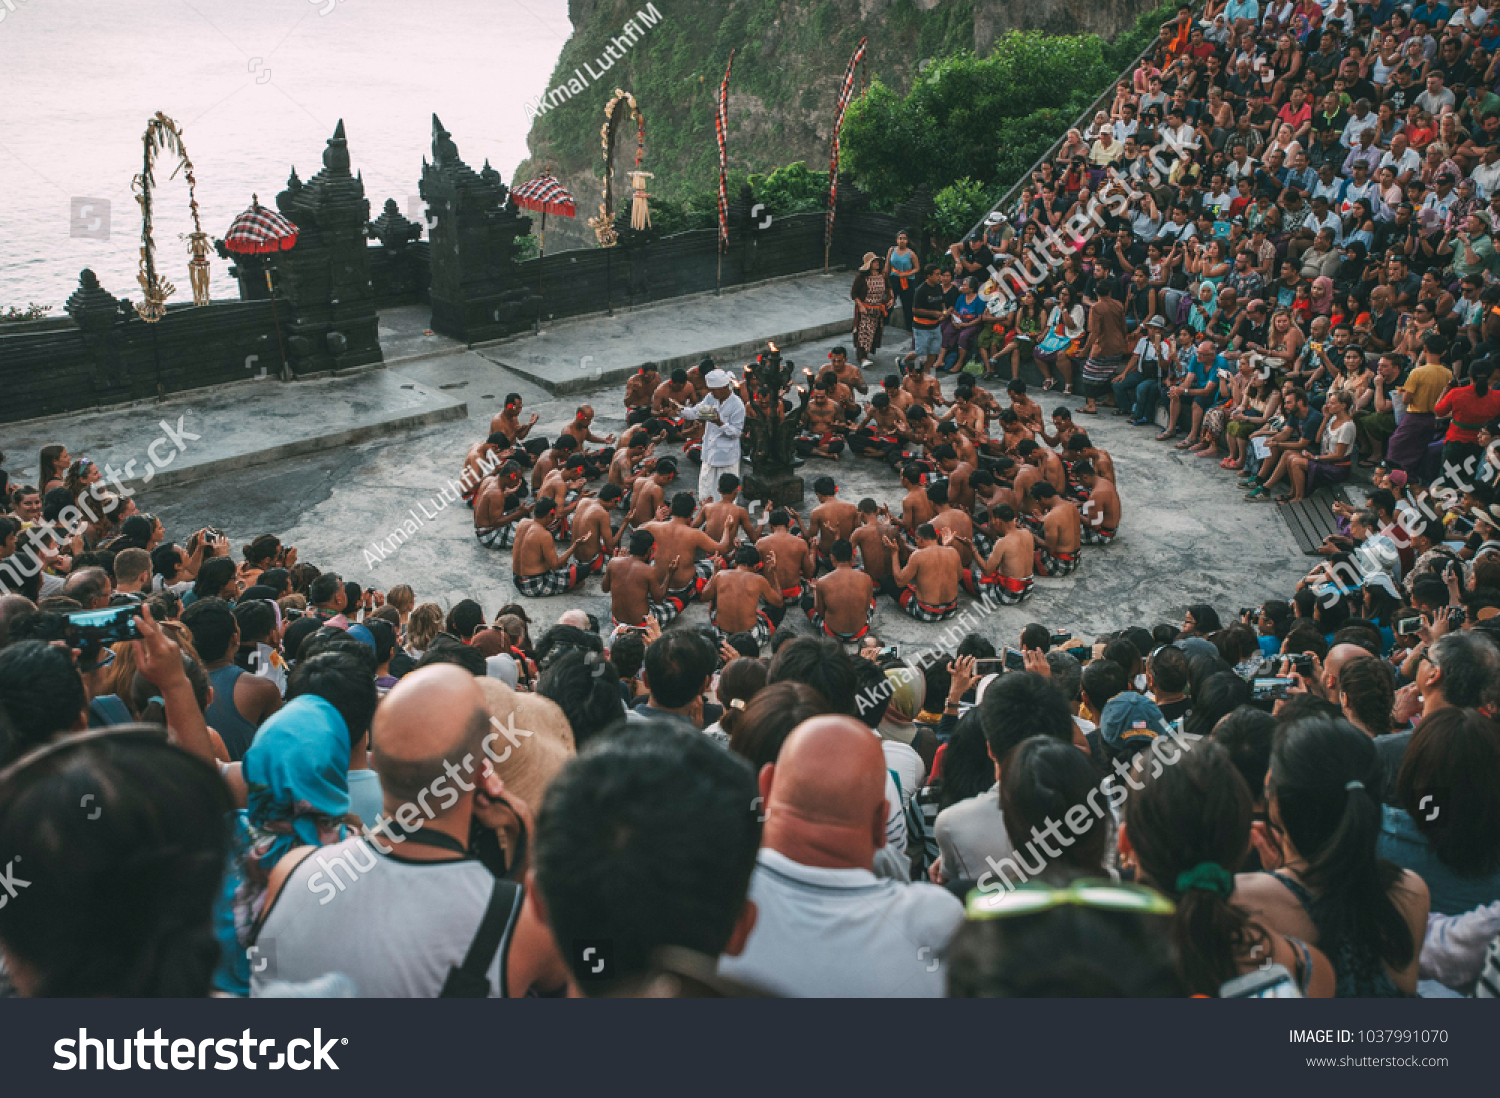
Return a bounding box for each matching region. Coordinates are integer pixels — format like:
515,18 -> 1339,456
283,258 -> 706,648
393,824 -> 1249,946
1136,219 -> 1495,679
11,274 -> 1319,651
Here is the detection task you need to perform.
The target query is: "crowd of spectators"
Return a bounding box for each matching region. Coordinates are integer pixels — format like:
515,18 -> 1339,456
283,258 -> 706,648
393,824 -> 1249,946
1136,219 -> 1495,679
945,0 -> 1500,507
2,1 -> 1500,1003
0,446 -> 1498,998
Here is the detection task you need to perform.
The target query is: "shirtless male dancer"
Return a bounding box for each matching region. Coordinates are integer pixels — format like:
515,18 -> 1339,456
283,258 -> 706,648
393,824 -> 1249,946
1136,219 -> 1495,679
620,457 -> 677,540
644,492 -> 733,606
559,405 -> 617,478
847,392 -> 910,464
807,539 -> 877,643
473,465 -> 533,550
702,545 -> 784,649
755,509 -> 814,625
961,503 -> 1035,606
571,483 -> 622,573
535,455 -> 591,538
1066,432 -> 1117,484
926,481 -> 976,571
624,364 -> 662,425
603,529 -> 682,629
885,523 -> 962,622
850,498 -> 905,600
511,497 -> 587,596
1032,481 -> 1083,576
461,434 -> 513,505
1074,460 -> 1121,545
696,473 -> 760,553
806,476 -> 859,575
1006,379 -> 1044,435
897,464 -> 937,540
490,394 -> 545,467
796,378 -> 849,460
652,369 -> 700,442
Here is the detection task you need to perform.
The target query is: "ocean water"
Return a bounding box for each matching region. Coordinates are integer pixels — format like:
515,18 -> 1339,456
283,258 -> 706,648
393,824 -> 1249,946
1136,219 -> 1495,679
0,0 -> 570,310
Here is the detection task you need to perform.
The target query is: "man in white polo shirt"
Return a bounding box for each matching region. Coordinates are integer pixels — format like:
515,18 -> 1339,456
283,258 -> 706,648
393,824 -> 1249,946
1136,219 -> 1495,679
667,365 -> 745,504
718,714 -> 964,997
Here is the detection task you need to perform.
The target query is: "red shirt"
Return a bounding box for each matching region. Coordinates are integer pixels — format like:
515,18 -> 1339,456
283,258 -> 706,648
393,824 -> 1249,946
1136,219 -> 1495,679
1435,384 -> 1500,443
1277,102 -> 1312,131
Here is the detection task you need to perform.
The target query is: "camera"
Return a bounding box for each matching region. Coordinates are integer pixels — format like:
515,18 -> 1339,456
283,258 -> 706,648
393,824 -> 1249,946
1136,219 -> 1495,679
1287,652 -> 1316,673
65,605 -> 142,659
1252,676 -> 1295,701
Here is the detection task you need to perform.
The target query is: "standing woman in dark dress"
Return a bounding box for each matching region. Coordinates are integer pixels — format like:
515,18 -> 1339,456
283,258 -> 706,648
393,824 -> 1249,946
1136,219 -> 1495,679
851,253 -> 894,365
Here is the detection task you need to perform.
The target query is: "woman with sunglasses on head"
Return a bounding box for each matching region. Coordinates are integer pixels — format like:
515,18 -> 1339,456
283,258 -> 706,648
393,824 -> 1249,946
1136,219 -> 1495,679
1235,715 -> 1429,996
1122,740 -> 1335,996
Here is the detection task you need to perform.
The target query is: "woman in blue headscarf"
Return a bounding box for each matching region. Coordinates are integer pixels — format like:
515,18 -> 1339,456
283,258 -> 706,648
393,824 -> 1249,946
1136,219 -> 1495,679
229,694 -> 354,949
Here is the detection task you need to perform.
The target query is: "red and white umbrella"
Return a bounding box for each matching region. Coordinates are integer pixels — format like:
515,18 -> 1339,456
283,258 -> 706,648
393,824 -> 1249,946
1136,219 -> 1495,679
220,195 -> 297,380
510,172 -> 575,257
222,195 -> 299,255
511,173 -> 576,218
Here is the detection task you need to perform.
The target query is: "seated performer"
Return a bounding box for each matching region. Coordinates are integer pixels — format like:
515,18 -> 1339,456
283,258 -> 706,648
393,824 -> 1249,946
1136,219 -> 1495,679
489,394 -> 547,467
1031,481 -> 1082,576
850,498 -> 905,600
644,492 -> 732,606
603,529 -> 683,630
571,483 -> 622,573
703,545 -> 784,649
807,539 -> 877,643
961,504 -> 1035,605
885,523 -> 962,622
461,434 -> 512,506
619,457 -> 677,540
651,369 -> 700,443
511,497 -> 587,596
473,465 -> 532,550
1074,461 -> 1121,545
847,392 -> 910,464
624,363 -> 662,425
559,405 -> 617,478
795,378 -> 849,460
806,476 -> 859,575
696,473 -> 760,551
755,509 -> 814,626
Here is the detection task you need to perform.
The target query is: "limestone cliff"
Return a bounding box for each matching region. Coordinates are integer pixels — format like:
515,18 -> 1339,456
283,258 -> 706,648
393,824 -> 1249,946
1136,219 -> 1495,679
516,0 -> 1162,252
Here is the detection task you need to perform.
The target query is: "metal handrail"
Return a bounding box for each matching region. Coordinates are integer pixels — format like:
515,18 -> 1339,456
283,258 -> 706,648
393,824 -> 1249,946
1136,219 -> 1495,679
963,3 -> 1204,241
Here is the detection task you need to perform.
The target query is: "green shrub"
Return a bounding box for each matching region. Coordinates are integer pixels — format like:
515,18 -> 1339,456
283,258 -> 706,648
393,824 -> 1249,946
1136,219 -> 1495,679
931,177 -> 991,242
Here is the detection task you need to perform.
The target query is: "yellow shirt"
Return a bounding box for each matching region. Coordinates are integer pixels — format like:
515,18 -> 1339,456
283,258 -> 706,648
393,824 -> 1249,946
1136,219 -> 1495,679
1401,362 -> 1452,415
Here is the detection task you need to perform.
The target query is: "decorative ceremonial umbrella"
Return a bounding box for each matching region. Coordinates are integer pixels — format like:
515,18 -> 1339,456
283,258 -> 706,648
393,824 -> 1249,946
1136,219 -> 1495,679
510,172 -> 575,257
221,195 -> 298,378
223,195 -> 299,254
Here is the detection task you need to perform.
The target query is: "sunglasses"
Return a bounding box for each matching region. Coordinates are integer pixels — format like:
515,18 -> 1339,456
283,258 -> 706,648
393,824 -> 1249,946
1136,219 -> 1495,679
965,879 -> 1175,920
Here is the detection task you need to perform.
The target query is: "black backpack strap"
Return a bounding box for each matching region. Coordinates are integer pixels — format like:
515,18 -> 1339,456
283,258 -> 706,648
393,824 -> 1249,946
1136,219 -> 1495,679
438,878 -> 524,998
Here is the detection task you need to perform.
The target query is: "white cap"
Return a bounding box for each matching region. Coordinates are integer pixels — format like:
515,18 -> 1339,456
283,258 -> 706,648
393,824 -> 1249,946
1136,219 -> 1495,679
705,369 -> 733,388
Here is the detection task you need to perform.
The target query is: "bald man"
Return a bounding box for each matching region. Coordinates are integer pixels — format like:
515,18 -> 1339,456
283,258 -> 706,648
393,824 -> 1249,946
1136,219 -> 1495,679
250,667 -> 567,998
718,715 -> 964,997
1316,642 -> 1372,698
